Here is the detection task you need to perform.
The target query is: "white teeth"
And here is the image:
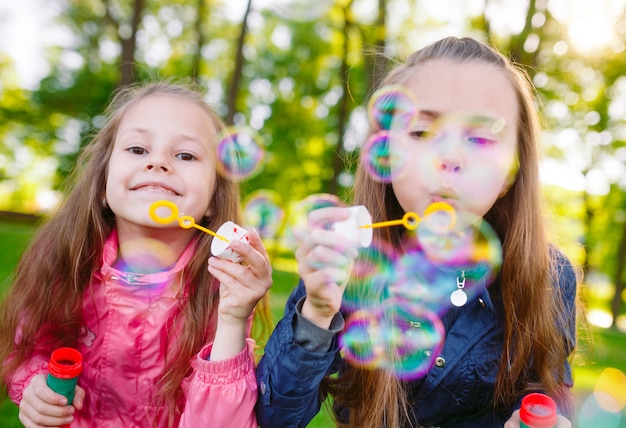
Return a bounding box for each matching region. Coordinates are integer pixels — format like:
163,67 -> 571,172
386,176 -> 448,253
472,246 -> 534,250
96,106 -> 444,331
137,186 -> 176,194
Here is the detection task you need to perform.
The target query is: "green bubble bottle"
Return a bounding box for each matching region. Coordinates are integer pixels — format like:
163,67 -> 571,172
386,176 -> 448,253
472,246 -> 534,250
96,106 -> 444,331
46,347 -> 83,428
520,393 -> 557,428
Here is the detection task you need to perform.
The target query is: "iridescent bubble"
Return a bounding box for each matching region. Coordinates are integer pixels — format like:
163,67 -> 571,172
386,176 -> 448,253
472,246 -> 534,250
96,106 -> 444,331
282,193 -> 343,251
381,299 -> 445,380
111,238 -> 177,291
341,309 -> 386,369
344,239 -> 397,311
360,131 -> 410,183
340,299 -> 445,380
215,126 -> 265,182
367,84 -> 419,131
118,238 -> 177,275
243,190 -> 285,239
394,248 -> 454,316
417,211 -> 502,287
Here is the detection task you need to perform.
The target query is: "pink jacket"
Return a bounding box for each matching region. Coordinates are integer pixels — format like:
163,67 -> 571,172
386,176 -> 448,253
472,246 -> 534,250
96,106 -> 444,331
8,232 -> 258,427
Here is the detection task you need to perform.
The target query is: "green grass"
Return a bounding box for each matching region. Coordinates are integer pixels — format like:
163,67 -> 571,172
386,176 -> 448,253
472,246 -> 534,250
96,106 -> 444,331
1,219 -> 625,427
0,218 -> 36,427
0,219 -> 37,292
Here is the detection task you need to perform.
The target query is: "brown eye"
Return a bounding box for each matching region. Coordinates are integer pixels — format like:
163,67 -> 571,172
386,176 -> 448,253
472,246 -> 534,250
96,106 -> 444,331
128,146 -> 147,155
176,152 -> 196,161
409,130 -> 435,140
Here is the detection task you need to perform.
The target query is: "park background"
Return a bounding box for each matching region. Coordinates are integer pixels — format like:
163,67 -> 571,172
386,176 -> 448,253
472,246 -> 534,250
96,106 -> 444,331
1,0 -> 625,426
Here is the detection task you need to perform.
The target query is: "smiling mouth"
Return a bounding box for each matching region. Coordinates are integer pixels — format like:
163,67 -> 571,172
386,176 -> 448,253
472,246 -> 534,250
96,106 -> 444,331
131,184 -> 181,196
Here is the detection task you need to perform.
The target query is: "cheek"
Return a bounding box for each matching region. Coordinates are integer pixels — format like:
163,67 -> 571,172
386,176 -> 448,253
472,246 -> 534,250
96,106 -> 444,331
391,138 -> 429,173
104,167 -> 115,196
391,171 -> 429,212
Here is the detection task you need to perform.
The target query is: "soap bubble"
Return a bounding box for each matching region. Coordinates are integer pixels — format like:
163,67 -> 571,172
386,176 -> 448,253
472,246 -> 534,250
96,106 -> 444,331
216,127 -> 265,181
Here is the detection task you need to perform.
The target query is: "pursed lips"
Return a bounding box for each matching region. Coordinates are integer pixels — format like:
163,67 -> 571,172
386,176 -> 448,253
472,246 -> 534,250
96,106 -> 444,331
430,189 -> 459,207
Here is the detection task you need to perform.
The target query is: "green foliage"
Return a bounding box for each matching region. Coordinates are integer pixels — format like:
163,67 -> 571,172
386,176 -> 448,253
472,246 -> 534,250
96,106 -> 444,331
0,0 -> 625,327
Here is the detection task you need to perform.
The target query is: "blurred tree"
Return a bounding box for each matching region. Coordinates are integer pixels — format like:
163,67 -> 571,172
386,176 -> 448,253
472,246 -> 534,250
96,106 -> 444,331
225,0 -> 252,126
1,0 -> 625,324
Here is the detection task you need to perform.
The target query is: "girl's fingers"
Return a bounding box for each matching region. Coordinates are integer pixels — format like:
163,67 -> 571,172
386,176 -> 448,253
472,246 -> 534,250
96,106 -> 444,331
229,236 -> 271,275
209,258 -> 264,293
304,244 -> 355,271
209,252 -> 271,290
72,385 -> 86,410
307,206 -> 351,232
297,228 -> 358,269
303,266 -> 351,290
19,398 -> 74,427
296,230 -> 358,280
244,229 -> 270,263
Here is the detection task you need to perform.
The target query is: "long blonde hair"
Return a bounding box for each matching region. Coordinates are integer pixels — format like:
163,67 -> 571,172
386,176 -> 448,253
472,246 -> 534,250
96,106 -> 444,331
0,80 -> 270,427
326,37 -> 577,427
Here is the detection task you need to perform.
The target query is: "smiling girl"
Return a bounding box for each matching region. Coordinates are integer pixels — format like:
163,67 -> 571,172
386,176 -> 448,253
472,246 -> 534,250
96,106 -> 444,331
0,81 -> 272,427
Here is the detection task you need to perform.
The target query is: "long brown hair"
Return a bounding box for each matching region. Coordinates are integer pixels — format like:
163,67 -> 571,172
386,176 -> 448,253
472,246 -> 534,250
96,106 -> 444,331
326,37 -> 578,427
0,80 -> 271,426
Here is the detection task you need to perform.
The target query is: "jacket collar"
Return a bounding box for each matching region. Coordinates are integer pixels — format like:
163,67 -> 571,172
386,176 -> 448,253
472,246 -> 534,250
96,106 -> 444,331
100,229 -> 196,286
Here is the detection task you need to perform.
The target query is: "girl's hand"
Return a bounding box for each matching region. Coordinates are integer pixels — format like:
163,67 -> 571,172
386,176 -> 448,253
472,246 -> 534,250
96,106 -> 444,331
296,206 -> 359,329
504,409 -> 572,428
19,373 -> 85,428
208,228 -> 272,360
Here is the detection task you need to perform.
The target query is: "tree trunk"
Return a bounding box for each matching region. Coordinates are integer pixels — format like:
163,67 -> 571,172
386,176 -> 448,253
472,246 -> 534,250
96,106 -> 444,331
610,216 -> 626,328
328,2 -> 353,195
367,0 -> 387,93
191,0 -> 207,82
119,0 -> 145,87
225,0 -> 252,126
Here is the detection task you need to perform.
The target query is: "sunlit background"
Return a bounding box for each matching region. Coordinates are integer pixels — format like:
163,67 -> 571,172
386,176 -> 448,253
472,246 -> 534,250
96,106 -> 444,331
1,0 -> 625,426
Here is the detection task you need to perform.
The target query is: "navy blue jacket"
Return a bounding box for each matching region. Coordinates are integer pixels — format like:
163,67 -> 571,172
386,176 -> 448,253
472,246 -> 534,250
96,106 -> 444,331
256,253 -> 577,427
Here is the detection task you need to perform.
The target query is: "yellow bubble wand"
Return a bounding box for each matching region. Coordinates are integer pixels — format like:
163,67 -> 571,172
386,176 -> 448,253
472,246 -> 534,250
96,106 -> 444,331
359,201 -> 456,231
148,200 -> 230,242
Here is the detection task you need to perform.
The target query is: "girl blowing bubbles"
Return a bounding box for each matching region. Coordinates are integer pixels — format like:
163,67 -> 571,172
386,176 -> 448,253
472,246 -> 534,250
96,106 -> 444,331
256,37 -> 579,427
0,81 -> 272,427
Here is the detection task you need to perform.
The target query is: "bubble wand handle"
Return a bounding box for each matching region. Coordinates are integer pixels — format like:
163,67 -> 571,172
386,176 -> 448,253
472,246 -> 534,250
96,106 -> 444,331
46,347 -> 83,428
178,216 -> 230,242
359,219 -> 406,229
149,200 -> 229,242
360,212 -> 421,231
358,202 -> 456,232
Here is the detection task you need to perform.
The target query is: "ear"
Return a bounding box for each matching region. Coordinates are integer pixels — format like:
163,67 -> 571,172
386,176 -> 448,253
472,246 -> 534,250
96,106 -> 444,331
204,202 -> 213,218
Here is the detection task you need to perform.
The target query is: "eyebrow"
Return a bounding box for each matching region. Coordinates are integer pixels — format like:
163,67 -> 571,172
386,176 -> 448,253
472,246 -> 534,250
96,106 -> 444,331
417,110 -> 442,120
418,110 -> 501,123
118,127 -> 206,144
418,110 -> 507,130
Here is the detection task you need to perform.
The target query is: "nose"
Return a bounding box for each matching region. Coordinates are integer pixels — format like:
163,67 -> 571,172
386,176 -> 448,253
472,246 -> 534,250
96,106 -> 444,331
145,152 -> 171,172
437,137 -> 463,173
439,158 -> 462,173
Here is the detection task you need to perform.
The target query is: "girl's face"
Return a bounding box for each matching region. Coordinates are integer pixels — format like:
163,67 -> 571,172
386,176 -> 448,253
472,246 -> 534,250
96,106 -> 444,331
391,59 -> 519,219
106,93 -> 218,238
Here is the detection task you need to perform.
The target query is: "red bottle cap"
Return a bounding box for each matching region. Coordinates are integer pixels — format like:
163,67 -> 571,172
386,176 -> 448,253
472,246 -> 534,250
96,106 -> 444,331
48,347 -> 83,379
520,393 -> 557,428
